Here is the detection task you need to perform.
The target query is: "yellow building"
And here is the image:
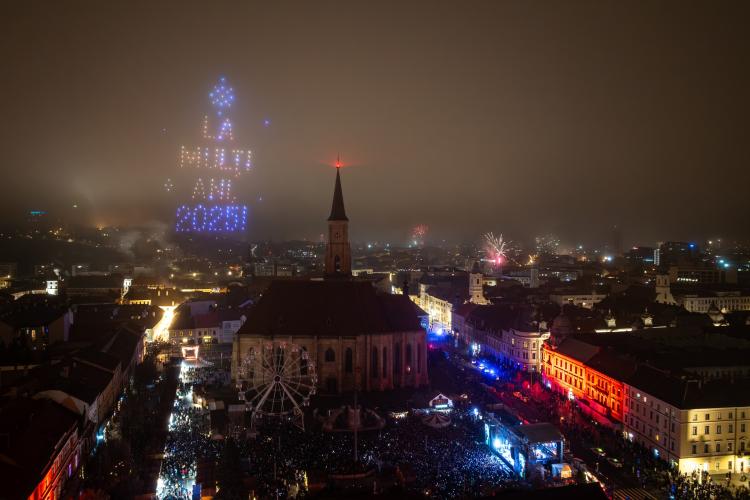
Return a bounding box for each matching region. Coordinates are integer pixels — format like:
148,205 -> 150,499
624,366 -> 750,475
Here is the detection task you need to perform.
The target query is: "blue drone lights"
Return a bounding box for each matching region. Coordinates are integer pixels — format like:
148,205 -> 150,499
175,77 -> 252,234
175,204 -> 248,233
209,76 -> 235,113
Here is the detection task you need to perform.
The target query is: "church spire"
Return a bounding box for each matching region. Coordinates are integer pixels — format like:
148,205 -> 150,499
325,157 -> 351,276
328,155 -> 348,221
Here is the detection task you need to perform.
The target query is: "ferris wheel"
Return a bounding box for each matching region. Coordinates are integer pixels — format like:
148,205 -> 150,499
237,342 -> 317,429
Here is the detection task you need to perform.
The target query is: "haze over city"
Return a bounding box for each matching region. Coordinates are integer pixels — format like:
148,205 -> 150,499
3,1 -> 750,246
2,3 -> 750,500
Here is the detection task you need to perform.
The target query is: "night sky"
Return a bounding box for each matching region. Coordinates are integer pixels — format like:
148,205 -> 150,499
3,1 -> 749,246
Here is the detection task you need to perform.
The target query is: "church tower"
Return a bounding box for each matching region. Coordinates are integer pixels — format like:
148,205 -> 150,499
654,274 -> 675,305
325,158 -> 351,277
469,261 -> 487,304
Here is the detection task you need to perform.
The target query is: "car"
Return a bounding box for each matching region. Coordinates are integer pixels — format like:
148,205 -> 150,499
606,457 -> 623,468
590,447 -> 606,458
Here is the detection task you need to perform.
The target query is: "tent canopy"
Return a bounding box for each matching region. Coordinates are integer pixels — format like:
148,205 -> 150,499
422,412 -> 451,429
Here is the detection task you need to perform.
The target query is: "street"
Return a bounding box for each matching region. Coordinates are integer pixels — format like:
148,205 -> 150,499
428,334 -> 659,496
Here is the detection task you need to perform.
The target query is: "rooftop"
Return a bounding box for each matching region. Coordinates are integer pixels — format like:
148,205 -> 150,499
237,280 -> 423,337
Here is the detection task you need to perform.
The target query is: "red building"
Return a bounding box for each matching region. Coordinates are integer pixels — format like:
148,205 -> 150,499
542,337 -> 636,426
0,398 -> 82,500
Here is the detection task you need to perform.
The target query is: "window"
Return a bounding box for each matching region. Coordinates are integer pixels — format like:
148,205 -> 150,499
692,426 -> 697,436
301,347 -> 309,375
705,426 -> 710,435
706,413 -> 710,421
729,442 -> 733,452
344,348 -> 353,374
716,443 -> 721,453
741,442 -> 746,452
704,444 -> 709,453
382,347 -> 388,378
371,347 -> 378,378
717,425 -> 722,434
729,424 -> 733,433
692,444 -> 697,454
406,344 -> 412,370
325,347 -> 336,363
693,414 -> 698,421
742,423 -> 746,433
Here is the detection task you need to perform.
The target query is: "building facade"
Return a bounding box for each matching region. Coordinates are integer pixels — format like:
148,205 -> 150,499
549,292 -> 606,309
678,291 -> 750,314
231,168 -> 428,393
543,335 -> 750,475
623,367 -> 750,474
461,304 -> 549,372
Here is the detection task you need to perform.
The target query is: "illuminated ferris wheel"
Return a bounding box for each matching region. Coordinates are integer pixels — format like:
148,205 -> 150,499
237,342 -> 317,429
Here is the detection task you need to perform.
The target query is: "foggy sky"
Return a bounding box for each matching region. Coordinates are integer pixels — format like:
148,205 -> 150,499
2,1 -> 749,247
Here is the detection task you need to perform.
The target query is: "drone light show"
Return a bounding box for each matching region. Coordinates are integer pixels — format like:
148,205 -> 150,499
175,76 -> 251,233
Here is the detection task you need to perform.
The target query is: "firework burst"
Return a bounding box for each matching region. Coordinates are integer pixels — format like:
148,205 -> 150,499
411,224 -> 428,245
412,224 -> 428,239
483,232 -> 509,266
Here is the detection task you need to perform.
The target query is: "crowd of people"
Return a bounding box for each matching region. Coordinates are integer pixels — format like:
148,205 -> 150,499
230,408 -> 517,498
157,388 -> 202,498
450,343 -> 750,499
669,470 -> 750,499
157,364 -> 226,499
153,355 -> 521,498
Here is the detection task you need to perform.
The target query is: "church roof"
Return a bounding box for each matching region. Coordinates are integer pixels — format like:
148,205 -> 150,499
328,167 -> 348,221
237,280 -> 422,336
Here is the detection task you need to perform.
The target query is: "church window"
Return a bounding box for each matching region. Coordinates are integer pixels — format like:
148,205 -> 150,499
345,348 -> 353,373
301,347 -> 308,375
325,347 -> 335,362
